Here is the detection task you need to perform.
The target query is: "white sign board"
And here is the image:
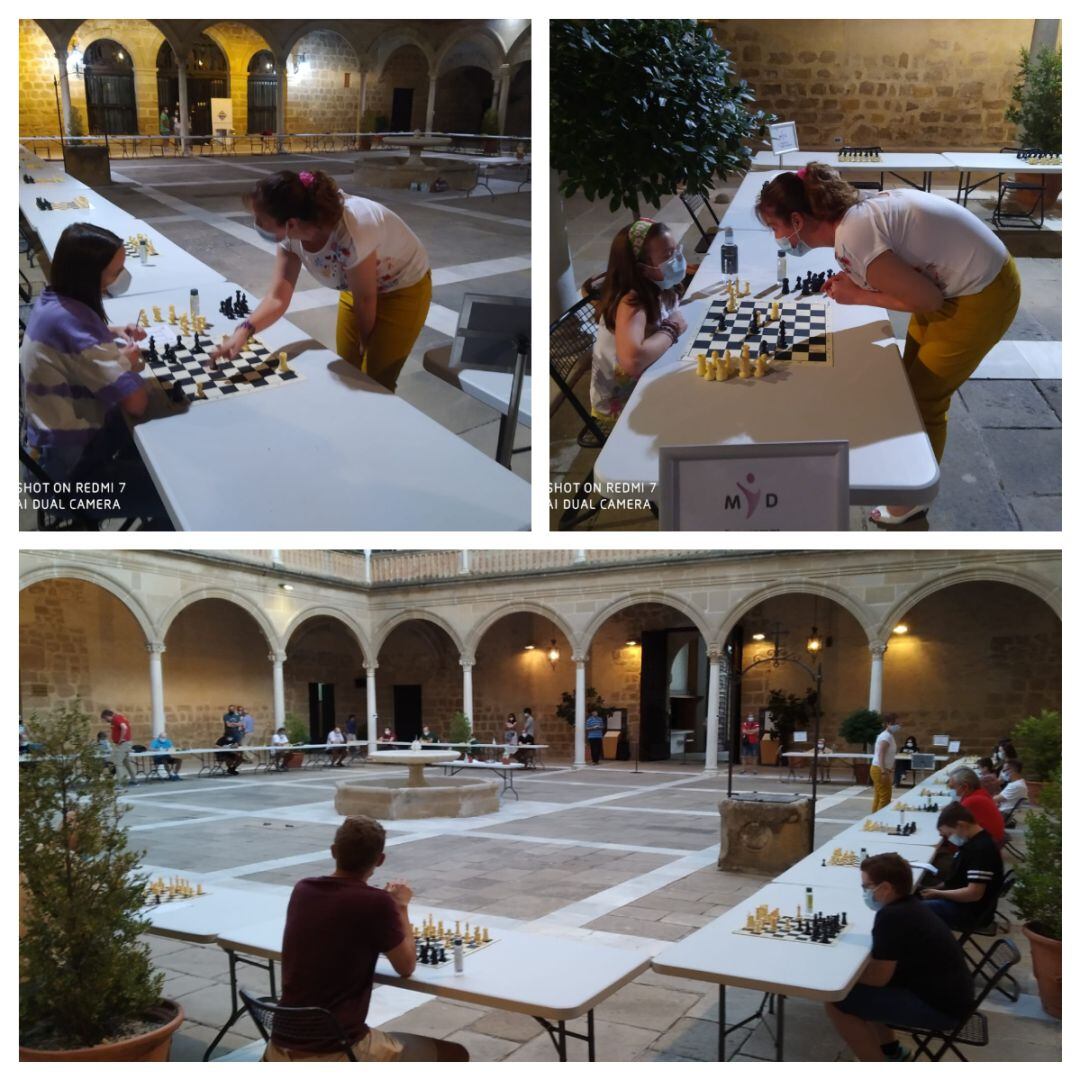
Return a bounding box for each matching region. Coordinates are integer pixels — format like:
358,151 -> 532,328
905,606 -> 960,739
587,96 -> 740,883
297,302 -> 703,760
210,98 -> 234,134
932,734 -> 949,747
793,730 -> 808,743
658,441 -> 849,531
768,121 -> 799,155
948,739 -> 961,754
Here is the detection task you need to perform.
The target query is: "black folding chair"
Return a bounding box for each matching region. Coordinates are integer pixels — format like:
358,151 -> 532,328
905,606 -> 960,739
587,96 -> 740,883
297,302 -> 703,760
239,988 -> 358,1060
679,191 -> 721,254
838,145 -> 884,191
993,147 -> 1046,229
892,938 -> 1021,1060
955,871 -> 1019,1001
1002,797 -> 1028,860
550,295 -> 607,450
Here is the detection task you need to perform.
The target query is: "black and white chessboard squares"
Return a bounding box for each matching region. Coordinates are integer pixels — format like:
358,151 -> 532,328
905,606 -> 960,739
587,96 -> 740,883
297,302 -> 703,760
144,337 -> 300,404
691,297 -> 832,366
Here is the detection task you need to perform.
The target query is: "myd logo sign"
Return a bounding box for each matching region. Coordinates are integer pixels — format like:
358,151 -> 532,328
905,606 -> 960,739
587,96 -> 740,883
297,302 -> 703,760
725,472 -> 779,519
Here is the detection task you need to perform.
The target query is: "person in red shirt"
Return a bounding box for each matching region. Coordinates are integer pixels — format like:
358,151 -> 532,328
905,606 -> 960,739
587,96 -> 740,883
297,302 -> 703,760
266,817 -> 468,1062
101,707 -> 137,785
741,715 -> 760,768
947,766 -> 1005,846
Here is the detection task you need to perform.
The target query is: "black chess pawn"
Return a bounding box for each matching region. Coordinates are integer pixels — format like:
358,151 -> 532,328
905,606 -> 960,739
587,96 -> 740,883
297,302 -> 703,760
24,173 -> 34,184
794,275 -> 802,293
841,912 -> 847,926
148,336 -> 157,359
176,334 -> 184,349
821,858 -> 827,867
826,268 -> 834,278
781,276 -> 790,295
437,945 -> 447,963
778,322 -> 788,349
43,199 -> 52,210
718,310 -> 726,331
192,331 -> 201,352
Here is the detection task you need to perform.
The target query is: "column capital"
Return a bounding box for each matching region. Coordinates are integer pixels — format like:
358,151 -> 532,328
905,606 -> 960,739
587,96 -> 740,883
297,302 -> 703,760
146,641 -> 166,655
365,663 -> 379,676
459,656 -> 475,670
869,641 -> 888,658
706,644 -> 727,662
269,650 -> 287,664
572,653 -> 589,666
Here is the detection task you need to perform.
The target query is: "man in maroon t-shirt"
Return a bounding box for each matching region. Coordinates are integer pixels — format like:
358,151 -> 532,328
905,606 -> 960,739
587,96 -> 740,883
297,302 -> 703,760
266,817 -> 468,1062
947,767 -> 1005,846
101,708 -> 137,785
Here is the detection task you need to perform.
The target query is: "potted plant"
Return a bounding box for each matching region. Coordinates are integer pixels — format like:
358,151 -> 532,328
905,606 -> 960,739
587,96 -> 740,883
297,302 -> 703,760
1011,770 -> 1061,1018
762,689 -> 817,763
283,712 -> 309,769
1011,708 -> 1061,805
480,107 -> 501,155
1004,45 -> 1062,211
447,710 -> 474,759
839,708 -> 883,784
19,704 -> 183,1060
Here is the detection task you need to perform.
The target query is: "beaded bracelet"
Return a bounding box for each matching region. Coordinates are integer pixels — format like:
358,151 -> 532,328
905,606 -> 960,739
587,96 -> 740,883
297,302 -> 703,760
240,318 -> 257,335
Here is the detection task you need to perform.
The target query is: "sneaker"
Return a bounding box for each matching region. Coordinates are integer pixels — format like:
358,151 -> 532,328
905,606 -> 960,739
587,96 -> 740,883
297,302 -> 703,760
882,1044 -> 911,1062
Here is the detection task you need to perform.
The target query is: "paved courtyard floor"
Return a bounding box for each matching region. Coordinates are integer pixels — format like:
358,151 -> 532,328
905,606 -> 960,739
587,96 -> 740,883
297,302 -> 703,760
124,759 -> 1060,1061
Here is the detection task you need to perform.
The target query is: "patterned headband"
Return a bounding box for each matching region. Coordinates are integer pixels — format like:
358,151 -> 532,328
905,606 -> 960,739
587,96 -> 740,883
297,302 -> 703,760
627,217 -> 656,258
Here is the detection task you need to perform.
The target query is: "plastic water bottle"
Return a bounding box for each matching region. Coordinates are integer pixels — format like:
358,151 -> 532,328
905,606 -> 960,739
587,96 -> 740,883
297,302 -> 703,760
805,887 -> 814,914
777,250 -> 787,283
720,227 -> 738,276
189,288 -> 200,319
453,937 -> 464,973
138,237 -> 148,265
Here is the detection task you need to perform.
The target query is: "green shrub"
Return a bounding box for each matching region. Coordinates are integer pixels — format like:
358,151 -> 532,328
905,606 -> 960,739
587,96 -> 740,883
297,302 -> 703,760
1012,771 -> 1061,940
1012,709 -> 1061,781
284,712 -> 308,745
447,711 -> 472,744
20,705 -> 163,1049
1006,46 -> 1062,153
555,687 -> 611,727
839,708 -> 882,753
481,107 -> 500,136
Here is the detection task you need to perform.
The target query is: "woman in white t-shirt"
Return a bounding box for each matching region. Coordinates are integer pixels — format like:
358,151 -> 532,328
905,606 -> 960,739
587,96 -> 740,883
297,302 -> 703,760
214,170 -> 431,392
756,164 -> 1021,526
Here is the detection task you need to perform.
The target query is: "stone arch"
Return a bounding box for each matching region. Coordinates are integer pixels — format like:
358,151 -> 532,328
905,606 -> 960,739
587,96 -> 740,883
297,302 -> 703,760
279,22 -> 361,70
581,591 -> 710,654
434,26 -> 505,79
715,581 -> 875,647
19,565 -> 155,643
506,23 -> 531,67
465,601 -> 577,658
159,588 -> 279,650
373,610 -> 465,657
283,606 -> 371,662
365,26 -> 436,80
878,567 -> 1062,642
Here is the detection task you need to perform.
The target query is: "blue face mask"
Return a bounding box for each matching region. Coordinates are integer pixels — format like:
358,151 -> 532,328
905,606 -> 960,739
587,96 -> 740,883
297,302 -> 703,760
862,885 -> 885,912
254,221 -> 283,243
649,249 -> 686,290
950,833 -> 967,847
778,223 -> 812,257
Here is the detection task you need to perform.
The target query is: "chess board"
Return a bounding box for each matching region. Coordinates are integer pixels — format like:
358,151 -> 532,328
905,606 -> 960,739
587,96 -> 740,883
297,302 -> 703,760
144,337 -> 302,404
689,297 -> 832,367
734,915 -> 848,945
413,934 -> 495,968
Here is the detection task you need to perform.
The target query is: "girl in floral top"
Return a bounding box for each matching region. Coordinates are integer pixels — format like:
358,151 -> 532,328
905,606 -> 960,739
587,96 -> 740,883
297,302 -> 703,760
216,171 -> 431,392
591,219 -> 687,431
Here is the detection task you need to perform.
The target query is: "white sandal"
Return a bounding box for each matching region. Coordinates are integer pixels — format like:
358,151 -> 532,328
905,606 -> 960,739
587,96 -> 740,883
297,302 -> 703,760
870,505 -> 930,526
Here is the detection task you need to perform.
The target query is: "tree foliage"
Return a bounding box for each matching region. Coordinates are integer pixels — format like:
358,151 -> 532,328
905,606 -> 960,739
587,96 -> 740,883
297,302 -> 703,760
1006,46 -> 1062,153
20,705 -> 163,1049
839,708 -> 882,753
1011,708 -> 1061,782
555,687 -> 612,727
552,20 -> 773,216
1012,770 -> 1061,940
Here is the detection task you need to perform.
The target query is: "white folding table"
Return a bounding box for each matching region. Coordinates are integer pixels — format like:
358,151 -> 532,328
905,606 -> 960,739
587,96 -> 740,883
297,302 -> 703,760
103,283 -> 531,530
943,151 -> 1062,211
751,150 -> 957,192
652,881 -> 875,1060
143,885 -> 288,945
774,839 -> 939,889
594,199 -> 939,510
212,908 -> 650,1061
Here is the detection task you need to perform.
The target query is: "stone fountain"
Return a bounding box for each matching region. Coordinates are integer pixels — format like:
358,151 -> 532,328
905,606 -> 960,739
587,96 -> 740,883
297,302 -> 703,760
352,130 -> 477,191
334,742 -> 499,820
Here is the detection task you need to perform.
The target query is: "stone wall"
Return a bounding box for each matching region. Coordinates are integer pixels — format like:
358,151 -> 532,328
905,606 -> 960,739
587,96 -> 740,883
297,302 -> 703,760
366,46 -> 430,128
375,623 -> 461,737
432,66 -> 493,134
205,22 -> 274,137
286,31 -> 361,133
706,19 -> 1036,150
283,620 -> 366,738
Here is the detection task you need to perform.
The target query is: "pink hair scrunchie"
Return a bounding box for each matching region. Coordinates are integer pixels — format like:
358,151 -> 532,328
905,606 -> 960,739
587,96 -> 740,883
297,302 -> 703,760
796,167 -> 807,179
298,170 -> 315,187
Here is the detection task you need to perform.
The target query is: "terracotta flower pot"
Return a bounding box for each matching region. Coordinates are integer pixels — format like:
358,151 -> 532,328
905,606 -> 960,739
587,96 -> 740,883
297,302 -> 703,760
1022,923 -> 1062,1019
1025,780 -> 1043,806
20,999 -> 183,1061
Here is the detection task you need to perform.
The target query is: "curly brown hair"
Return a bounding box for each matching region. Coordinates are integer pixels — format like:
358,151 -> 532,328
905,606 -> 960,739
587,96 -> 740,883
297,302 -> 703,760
755,162 -> 861,226
598,221 -> 678,331
333,815 -> 386,873
244,169 -> 344,231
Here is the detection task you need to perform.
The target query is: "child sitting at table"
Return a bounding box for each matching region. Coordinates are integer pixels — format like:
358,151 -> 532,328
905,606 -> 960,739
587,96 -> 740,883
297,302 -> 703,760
19,222 -> 166,524
591,219 -> 688,433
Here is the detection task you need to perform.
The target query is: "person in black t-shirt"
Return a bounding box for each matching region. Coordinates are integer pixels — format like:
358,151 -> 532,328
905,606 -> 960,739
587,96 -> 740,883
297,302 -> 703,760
919,802 -> 1003,930
826,853 -> 975,1061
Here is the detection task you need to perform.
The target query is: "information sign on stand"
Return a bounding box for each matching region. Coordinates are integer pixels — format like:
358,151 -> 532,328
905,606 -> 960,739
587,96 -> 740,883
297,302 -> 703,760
767,121 -> 799,168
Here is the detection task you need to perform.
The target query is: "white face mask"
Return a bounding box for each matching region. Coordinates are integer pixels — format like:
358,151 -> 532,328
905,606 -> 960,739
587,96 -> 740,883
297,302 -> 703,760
254,221 -> 283,243
107,266 -> 132,296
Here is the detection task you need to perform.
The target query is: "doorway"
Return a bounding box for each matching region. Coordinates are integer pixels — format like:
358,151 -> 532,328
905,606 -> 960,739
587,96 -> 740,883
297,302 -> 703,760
391,88 -> 414,132
393,684 -> 422,740
307,682 -> 335,741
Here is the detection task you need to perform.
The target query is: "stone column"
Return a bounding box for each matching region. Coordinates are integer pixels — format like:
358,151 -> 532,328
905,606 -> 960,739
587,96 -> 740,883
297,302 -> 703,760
147,643 -> 167,736
496,65 -> 511,135
460,550 -> 471,574
54,50 -> 73,136
868,642 -> 887,712
366,664 -> 378,748
270,650 -> 286,729
550,172 -> 577,316
461,658 -> 474,724
359,70 -> 368,124
425,74 -> 437,133
574,656 -> 587,765
275,63 -> 287,152
177,62 -> 190,157
704,646 -> 725,773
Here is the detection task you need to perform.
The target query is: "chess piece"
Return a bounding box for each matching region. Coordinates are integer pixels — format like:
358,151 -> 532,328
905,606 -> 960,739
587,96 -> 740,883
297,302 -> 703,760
696,354 -> 707,378
152,306 -> 162,322
739,353 -> 751,379
705,358 -> 716,382
277,352 -> 290,374
781,276 -> 790,296
754,354 -> 767,377
168,305 -> 177,325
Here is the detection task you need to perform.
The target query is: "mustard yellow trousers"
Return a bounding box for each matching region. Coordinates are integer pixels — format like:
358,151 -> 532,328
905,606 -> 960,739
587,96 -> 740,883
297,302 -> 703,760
902,256 -> 1021,461
336,271 -> 432,392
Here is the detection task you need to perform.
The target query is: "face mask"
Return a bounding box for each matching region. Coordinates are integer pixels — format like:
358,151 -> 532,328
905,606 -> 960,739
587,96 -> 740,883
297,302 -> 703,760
649,249 -> 686,290
889,724 -> 901,735
950,790 -> 961,802
254,221 -> 284,243
1001,770 -> 1012,782
107,267 -> 132,296
778,223 -> 811,257
862,886 -> 885,912
950,833 -> 967,847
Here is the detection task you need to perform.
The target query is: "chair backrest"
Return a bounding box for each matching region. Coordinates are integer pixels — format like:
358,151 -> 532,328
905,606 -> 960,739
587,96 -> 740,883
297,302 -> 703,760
550,295 -> 600,386
1002,796 -> 1027,827
966,937 -> 1022,1006
679,191 -> 720,237
238,989 -> 357,1060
